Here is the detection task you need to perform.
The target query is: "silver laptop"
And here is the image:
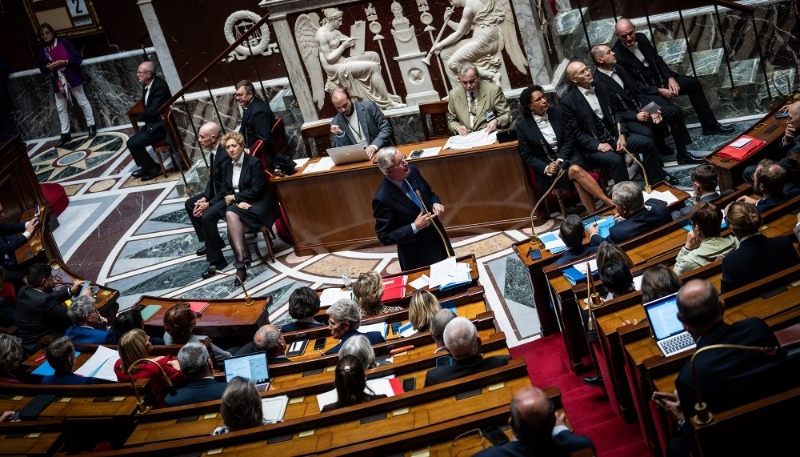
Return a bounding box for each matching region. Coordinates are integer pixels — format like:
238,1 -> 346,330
643,292 -> 696,357
223,352 -> 270,392
326,144 -> 370,166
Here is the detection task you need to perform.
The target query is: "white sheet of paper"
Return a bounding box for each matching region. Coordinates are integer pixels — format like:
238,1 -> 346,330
293,158 -> 310,168
75,345 -> 119,382
634,275 -> 643,291
573,259 -> 599,275
730,137 -> 752,149
419,147 -> 441,158
303,157 -> 335,174
365,378 -> 396,398
360,322 -> 388,337
316,388 -> 338,411
399,322 -> 418,338
319,288 -> 352,308
261,395 -> 289,423
288,339 -> 305,353
428,257 -> 457,288
409,274 -> 430,290
444,130 -> 497,150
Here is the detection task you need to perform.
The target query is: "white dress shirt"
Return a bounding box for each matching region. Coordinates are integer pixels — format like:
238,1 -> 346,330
533,113 -> 559,151
626,42 -> 650,67
579,86 -> 604,119
143,81 -> 153,105
598,68 -> 624,89
231,155 -> 244,193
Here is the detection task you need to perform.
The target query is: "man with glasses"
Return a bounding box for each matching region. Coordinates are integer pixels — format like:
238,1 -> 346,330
612,18 -> 734,136
373,147 -> 454,270
235,80 -> 275,169
127,61 -> 172,181
66,295 -> 115,344
447,62 -> 511,136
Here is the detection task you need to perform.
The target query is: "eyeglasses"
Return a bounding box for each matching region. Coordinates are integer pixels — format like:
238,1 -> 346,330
136,71 -> 151,75
234,93 -> 249,99
577,67 -> 591,76
390,158 -> 408,168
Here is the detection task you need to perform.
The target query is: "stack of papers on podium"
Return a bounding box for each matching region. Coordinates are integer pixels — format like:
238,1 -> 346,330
319,288 -> 352,308
261,395 -> 289,424
74,345 -> 119,382
538,232 -> 566,253
643,189 -> 679,205
303,157 -> 335,174
428,257 -> 472,290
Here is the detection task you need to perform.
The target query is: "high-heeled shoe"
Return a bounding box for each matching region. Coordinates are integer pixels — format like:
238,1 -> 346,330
235,267 -> 247,283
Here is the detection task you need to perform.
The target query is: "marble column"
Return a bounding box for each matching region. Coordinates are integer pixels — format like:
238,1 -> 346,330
269,13 -> 319,123
137,0 -> 183,93
513,0 -> 562,86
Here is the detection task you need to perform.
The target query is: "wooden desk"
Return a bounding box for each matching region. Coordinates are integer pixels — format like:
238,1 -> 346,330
46,260 -> 120,324
0,417 -> 68,456
273,138 -> 536,255
512,182 -> 692,339
706,100 -> 788,191
137,296 -> 271,348
127,100 -> 143,133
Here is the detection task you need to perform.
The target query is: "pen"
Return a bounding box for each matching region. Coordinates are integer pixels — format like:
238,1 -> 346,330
35,355 -> 46,363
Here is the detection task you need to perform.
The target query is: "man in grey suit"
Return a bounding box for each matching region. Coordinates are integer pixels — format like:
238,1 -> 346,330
330,88 -> 393,159
447,63 -> 511,136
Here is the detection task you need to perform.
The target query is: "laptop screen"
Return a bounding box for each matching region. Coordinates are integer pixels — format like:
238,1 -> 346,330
223,352 -> 269,384
644,293 -> 685,340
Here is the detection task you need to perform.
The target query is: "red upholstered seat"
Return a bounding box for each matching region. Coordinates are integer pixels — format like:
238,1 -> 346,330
40,183 -> 68,216
0,282 -> 15,304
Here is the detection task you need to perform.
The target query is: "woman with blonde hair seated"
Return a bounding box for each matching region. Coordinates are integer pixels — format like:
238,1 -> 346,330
212,377 -> 269,434
409,289 -> 441,331
114,329 -> 185,408
352,271 -> 401,318
673,202 -> 737,276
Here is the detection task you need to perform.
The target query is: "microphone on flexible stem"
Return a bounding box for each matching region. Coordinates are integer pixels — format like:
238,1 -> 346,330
614,115 -> 652,193
529,166 -> 566,241
412,180 -> 453,258
214,270 -> 255,306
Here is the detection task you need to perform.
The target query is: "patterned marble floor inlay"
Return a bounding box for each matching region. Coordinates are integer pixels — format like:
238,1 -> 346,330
31,133 -> 128,182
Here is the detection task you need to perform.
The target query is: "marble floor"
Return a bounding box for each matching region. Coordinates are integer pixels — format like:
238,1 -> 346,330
29,118 -> 751,348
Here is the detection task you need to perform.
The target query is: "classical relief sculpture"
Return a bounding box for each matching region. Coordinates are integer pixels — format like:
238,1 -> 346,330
426,0 -> 528,86
294,7 -> 406,110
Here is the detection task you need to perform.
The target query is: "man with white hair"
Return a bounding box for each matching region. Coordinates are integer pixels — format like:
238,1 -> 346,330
166,342 -> 226,407
423,317 -> 510,387
373,147 -> 454,270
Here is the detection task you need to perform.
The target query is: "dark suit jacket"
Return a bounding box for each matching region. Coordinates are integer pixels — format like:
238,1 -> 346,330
590,202 -> 671,245
240,97 -> 275,168
203,143 -> 232,202
325,330 -> 385,355
560,84 -> 627,153
424,354 -> 511,387
675,319 -> 798,438
373,165 -> 454,271
474,430 -> 595,457
516,106 -> 583,194
269,355 -> 289,365
0,297 -> 13,328
139,77 -> 172,128
611,33 -> 677,88
0,222 -> 26,255
332,101 -> 393,150
15,286 -> 72,349
673,190 -> 734,218
554,245 -> 598,267
66,325 -> 116,345
219,153 -> 276,228
41,371 -> 94,385
593,65 -> 656,123
280,320 -> 325,333
164,378 -> 227,407
721,234 -> 800,293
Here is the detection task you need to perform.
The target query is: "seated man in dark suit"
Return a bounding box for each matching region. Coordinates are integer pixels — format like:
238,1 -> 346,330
591,44 -> 702,165
554,215 -> 597,267
673,164 -> 733,219
475,386 -> 595,457
588,181 -> 672,245
743,101 -> 800,187
15,263 -> 92,353
41,336 -> 93,385
612,19 -> 734,136
561,62 -> 666,188
165,342 -> 227,407
424,317 -> 510,387
737,159 -> 798,213
0,202 -> 40,288
235,80 -> 276,170
721,202 -> 800,293
127,61 -> 172,181
254,325 -> 289,364
65,295 -> 115,345
652,280 -> 798,457
329,88 -> 392,159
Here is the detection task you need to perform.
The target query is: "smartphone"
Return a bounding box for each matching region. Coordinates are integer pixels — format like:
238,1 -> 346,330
34,204 -> 41,217
482,425 -> 510,446
776,112 -> 789,119
132,304 -> 146,313
528,248 -> 541,260
391,322 -> 401,335
402,378 -> 416,392
410,149 -> 424,159
435,355 -> 453,367
80,280 -> 92,294
313,337 -> 326,350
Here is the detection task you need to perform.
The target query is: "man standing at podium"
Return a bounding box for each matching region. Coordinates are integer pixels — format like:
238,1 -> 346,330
373,147 -> 454,270
329,88 -> 393,159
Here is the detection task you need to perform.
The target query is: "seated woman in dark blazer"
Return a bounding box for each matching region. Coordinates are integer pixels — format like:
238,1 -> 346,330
321,355 -> 386,412
325,299 -> 385,355
516,85 -> 614,213
219,132 -> 277,282
280,287 -> 325,333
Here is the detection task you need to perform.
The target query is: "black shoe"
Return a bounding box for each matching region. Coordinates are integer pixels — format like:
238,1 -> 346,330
665,173 -> 680,186
88,126 -> 97,138
201,260 -> 228,279
702,123 -> 735,135
131,168 -> 145,178
676,153 -> 704,165
582,374 -> 603,387
140,168 -> 162,182
235,267 -> 247,283
55,133 -> 71,148
196,246 -> 207,256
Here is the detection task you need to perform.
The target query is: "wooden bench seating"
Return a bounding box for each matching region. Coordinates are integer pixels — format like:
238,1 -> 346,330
0,417 -> 70,456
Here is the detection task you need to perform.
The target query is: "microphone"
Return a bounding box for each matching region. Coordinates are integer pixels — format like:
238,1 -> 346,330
126,357 -> 180,414
412,180 -> 453,259
689,344 -> 780,425
529,168 -> 566,241
214,270 -> 255,306
613,113 -> 652,193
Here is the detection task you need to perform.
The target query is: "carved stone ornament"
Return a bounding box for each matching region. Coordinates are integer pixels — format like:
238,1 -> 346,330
224,10 -> 279,60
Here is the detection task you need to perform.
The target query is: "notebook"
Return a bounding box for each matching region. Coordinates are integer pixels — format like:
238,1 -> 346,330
643,292 -> 696,357
326,144 -> 370,166
223,352 -> 271,392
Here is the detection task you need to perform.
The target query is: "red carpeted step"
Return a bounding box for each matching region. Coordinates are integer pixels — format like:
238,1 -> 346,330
569,409 -> 617,432
596,437 -> 652,457
560,388 -> 612,423
40,183 -> 68,216
580,417 -> 645,456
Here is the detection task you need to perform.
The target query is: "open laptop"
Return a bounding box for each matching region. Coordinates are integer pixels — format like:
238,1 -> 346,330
643,292 -> 696,357
326,144 -> 370,166
223,352 -> 270,392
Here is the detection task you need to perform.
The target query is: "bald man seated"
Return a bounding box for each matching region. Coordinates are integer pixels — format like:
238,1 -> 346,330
329,88 -> 393,159
475,387 -> 595,457
423,317 -> 510,387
